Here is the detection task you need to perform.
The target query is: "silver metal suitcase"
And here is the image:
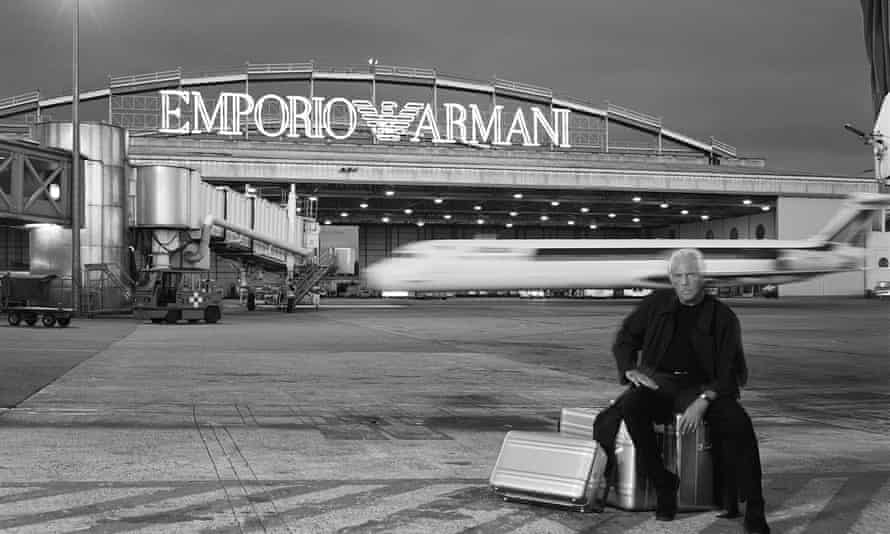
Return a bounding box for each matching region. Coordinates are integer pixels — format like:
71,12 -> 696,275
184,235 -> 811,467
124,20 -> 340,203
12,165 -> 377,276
558,407 -> 717,511
558,407 -> 598,440
607,415 -> 717,511
490,430 -> 608,513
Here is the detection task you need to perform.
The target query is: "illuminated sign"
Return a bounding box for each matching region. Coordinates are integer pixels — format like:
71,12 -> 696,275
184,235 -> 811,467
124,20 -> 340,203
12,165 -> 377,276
158,90 -> 571,147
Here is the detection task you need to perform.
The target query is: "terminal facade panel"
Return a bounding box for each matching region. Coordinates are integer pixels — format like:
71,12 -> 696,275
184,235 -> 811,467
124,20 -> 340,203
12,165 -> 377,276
0,62 -> 886,298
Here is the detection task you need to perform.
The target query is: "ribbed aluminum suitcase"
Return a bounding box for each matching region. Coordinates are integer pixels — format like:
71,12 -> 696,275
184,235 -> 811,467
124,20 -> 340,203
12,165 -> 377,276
490,431 -> 608,513
607,415 -> 717,511
558,407 -> 598,440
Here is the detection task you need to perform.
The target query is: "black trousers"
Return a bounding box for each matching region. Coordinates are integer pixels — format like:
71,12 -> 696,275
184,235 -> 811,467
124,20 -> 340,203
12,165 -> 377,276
612,374 -> 765,509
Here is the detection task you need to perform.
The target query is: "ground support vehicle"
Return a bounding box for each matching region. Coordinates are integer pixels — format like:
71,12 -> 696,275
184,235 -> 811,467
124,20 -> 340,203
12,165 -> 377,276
869,280 -> 890,298
132,270 -> 223,324
1,272 -> 74,327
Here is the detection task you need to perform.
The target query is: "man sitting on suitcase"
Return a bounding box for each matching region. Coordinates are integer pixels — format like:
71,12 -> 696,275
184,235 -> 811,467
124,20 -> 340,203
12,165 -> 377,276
603,248 -> 770,534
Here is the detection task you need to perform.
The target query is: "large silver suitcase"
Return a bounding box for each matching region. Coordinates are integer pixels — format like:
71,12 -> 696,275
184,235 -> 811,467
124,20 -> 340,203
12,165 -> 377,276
608,415 -> 716,511
557,407 -> 717,511
490,431 -> 608,513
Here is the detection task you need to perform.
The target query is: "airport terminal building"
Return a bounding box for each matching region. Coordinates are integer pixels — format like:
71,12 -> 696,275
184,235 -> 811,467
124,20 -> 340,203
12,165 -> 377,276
0,61 -> 887,308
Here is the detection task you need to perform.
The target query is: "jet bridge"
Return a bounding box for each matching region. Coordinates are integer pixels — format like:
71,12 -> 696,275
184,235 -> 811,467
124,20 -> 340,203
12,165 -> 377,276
133,165 -> 318,276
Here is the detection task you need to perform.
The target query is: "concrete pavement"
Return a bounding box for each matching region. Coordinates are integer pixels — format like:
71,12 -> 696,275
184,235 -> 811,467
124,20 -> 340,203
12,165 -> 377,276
0,297 -> 888,533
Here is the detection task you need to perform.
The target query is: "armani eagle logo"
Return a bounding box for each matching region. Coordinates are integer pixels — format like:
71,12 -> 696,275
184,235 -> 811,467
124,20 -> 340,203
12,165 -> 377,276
352,100 -> 426,142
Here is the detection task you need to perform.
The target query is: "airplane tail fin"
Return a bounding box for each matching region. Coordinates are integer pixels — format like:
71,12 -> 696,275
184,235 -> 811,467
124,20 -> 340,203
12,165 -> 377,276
809,193 -> 890,244
875,93 -> 890,181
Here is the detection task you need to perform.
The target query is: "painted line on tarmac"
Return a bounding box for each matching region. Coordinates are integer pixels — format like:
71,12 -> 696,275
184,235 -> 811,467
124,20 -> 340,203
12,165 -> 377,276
3,347 -> 104,353
0,487 -> 42,499
848,474 -> 890,534
764,477 -> 847,534
0,487 -> 170,532
284,483 -> 470,532
461,508 -> 559,534
802,472 -> 890,534
508,517 -> 577,534
619,509 -> 736,534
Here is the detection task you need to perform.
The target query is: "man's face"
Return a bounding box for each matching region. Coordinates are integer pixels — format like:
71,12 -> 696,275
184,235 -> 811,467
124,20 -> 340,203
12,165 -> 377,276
670,256 -> 705,305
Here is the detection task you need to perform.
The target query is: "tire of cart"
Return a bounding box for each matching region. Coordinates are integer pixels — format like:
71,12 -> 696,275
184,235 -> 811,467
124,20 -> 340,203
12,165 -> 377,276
25,314 -> 38,326
204,306 -> 220,324
57,316 -> 71,327
164,309 -> 181,324
41,313 -> 56,327
7,310 -> 22,326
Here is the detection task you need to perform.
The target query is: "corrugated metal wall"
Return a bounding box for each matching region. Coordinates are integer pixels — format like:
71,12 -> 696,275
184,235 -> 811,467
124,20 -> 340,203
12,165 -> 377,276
0,226 -> 29,270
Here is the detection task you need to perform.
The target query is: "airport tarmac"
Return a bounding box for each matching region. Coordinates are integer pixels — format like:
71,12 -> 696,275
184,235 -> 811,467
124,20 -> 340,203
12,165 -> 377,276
0,296 -> 888,533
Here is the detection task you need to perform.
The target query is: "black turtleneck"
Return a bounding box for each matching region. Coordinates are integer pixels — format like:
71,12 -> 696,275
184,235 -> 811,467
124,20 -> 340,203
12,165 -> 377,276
657,300 -> 706,379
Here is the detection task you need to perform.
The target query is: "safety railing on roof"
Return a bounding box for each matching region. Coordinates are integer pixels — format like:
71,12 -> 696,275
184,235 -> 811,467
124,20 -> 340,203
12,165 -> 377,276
436,71 -> 492,89
0,91 -> 40,112
314,64 -> 373,75
109,69 -> 181,90
710,137 -> 737,157
494,78 -> 553,99
181,65 -> 247,80
247,62 -> 315,75
606,102 -> 663,130
374,65 -> 436,79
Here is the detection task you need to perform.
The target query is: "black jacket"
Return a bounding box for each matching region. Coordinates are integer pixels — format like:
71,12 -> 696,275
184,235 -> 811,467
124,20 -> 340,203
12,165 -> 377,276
612,290 -> 748,399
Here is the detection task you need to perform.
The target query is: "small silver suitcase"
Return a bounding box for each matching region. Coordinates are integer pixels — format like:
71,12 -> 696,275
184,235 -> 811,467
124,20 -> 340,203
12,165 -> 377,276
558,407 -> 598,440
490,431 -> 608,512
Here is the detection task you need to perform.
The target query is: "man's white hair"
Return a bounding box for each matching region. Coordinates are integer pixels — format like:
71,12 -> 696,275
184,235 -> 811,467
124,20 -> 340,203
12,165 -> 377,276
668,248 -> 706,274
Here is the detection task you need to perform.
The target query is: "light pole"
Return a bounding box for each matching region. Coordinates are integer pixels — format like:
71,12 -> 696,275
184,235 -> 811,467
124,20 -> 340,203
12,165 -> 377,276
71,0 -> 81,313
368,58 -> 379,143
368,57 -> 379,103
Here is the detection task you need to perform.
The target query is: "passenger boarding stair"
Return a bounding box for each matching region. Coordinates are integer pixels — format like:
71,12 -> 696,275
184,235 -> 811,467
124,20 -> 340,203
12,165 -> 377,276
83,263 -> 135,315
292,250 -> 337,303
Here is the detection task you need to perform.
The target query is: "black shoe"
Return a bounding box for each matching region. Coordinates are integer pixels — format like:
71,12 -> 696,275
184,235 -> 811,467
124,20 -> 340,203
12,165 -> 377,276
743,514 -> 771,534
655,472 -> 679,521
717,507 -> 741,519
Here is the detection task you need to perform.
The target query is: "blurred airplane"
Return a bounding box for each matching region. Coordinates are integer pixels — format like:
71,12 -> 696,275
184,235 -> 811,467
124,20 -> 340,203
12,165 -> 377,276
364,192 -> 890,292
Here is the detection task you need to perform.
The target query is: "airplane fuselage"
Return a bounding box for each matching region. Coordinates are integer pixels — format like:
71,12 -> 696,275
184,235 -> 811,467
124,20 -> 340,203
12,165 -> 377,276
364,238 -> 862,291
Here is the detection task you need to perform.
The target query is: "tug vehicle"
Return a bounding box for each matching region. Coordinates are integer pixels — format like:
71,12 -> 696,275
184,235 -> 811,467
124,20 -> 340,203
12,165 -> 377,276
132,269 -> 223,324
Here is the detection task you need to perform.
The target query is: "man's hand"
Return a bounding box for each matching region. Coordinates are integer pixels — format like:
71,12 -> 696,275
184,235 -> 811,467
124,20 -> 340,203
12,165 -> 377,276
624,369 -> 658,390
679,397 -> 709,434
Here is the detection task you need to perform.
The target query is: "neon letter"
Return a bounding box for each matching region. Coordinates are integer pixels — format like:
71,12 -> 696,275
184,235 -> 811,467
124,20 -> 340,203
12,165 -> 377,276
505,108 -> 533,146
443,103 -> 468,143
555,109 -> 571,148
255,94 -> 289,137
218,92 -> 254,135
312,97 -> 325,138
410,104 -> 441,142
323,97 -> 357,140
191,91 -> 226,134
531,107 -> 559,146
159,90 -> 190,134
286,96 -> 313,138
469,104 -> 503,145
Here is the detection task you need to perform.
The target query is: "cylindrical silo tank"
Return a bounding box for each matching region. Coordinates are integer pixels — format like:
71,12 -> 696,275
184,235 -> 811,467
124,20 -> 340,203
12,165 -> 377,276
30,122 -> 128,276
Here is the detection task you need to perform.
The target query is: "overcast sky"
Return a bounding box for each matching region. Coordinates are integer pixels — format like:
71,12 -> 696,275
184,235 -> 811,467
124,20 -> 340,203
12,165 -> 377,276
0,0 -> 877,177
